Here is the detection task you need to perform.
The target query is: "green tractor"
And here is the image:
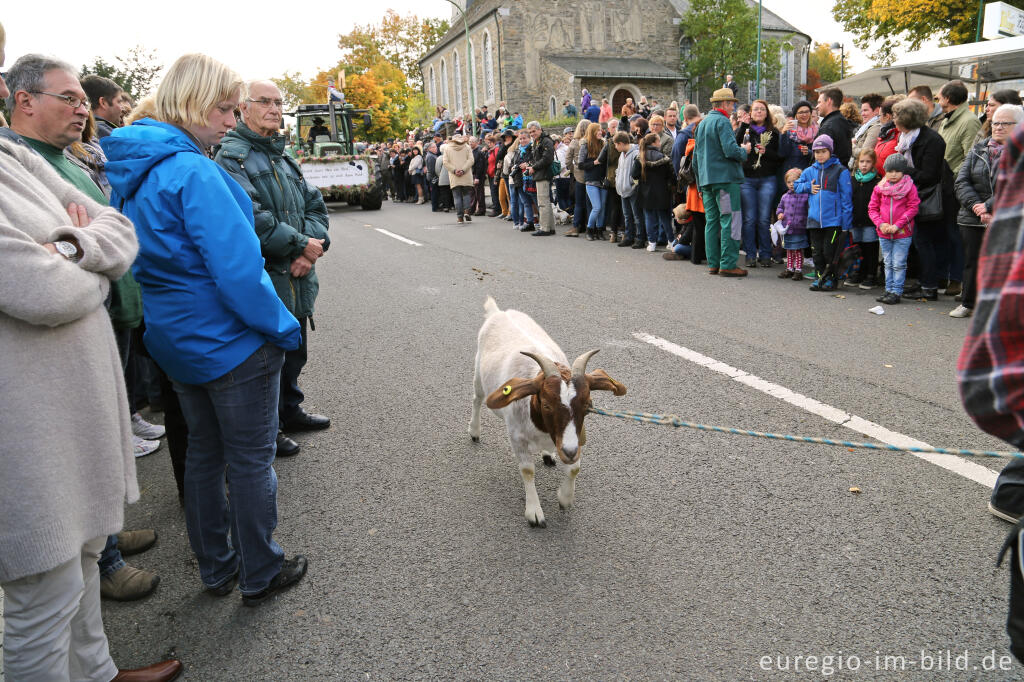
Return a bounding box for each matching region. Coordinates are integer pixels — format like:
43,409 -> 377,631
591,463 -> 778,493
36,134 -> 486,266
286,102 -> 383,210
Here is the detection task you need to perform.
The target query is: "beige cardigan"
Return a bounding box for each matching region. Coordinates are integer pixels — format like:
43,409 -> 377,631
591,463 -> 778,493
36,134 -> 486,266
0,137 -> 139,582
442,138 -> 475,188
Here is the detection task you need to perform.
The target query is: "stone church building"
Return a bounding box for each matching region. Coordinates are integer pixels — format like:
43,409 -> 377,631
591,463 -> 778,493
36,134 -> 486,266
418,0 -> 812,121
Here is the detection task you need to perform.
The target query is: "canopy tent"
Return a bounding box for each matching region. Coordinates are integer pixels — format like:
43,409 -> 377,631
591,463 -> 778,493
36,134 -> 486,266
822,36 -> 1024,96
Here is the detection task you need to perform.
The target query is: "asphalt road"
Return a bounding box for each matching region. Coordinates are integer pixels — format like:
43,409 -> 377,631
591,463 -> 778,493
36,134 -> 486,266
98,201 -> 1023,680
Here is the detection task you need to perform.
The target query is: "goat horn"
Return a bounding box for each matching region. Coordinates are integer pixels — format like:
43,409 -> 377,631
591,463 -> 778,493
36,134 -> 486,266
521,351 -> 560,379
571,349 -> 600,379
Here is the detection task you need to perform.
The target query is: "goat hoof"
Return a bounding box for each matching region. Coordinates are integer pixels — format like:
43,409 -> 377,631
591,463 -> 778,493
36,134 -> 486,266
542,454 -> 556,467
471,436 -> 479,442
529,518 -> 547,528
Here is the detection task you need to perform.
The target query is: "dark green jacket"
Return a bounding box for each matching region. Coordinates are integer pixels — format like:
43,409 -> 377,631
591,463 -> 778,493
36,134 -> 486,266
694,109 -> 748,188
215,122 -> 330,319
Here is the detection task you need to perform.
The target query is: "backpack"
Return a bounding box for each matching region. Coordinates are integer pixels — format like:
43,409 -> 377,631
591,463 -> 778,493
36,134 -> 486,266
678,146 -> 696,189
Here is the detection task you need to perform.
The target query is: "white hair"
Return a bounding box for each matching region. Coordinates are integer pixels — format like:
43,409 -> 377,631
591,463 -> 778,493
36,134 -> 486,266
994,103 -> 1024,124
526,120 -> 542,130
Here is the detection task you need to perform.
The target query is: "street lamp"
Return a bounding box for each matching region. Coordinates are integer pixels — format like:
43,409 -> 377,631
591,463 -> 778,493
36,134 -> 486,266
441,0 -> 478,137
829,42 -> 845,81
755,0 -> 763,99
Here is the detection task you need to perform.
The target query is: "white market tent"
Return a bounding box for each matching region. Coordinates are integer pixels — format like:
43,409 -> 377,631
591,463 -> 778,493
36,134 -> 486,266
823,35 -> 1024,96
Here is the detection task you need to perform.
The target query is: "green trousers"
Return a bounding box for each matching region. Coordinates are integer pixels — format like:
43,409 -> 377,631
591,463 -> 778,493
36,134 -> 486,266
701,183 -> 742,270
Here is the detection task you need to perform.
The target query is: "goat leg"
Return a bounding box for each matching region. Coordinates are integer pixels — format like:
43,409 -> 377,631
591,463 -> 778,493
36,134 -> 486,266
518,458 -> 546,528
557,462 -> 581,510
468,364 -> 483,442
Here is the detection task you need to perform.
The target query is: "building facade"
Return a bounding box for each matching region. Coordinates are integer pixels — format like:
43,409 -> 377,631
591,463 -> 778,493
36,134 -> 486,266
418,0 -> 812,120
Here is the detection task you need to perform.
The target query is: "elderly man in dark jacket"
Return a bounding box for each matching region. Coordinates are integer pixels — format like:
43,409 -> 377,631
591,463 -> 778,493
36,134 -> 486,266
215,80 -> 331,458
470,136 -> 488,215
523,120 -> 555,235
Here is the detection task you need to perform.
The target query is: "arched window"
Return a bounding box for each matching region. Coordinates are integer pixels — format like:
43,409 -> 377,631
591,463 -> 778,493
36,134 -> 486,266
483,31 -> 495,102
440,59 -> 449,107
549,97 -> 557,119
778,44 -> 793,109
468,39 -> 476,105
453,50 -> 464,115
429,66 -> 437,106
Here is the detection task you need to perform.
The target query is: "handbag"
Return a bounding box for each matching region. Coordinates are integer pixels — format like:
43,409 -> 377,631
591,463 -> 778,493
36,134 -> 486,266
916,184 -> 943,222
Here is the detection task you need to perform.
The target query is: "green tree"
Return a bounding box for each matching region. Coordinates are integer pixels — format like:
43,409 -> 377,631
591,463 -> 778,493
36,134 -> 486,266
834,0 -> 1024,65
680,0 -> 783,99
807,42 -> 853,84
337,10 -> 450,89
80,46 -> 162,100
273,71 -> 319,111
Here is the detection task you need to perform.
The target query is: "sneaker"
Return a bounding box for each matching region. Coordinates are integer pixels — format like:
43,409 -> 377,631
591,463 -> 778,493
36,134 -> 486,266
463,214 -> 472,222
844,277 -> 862,288
101,564 -> 160,601
745,257 -> 757,268
521,224 -> 535,232
912,288 -> 938,302
858,278 -> 877,290
133,435 -> 161,458
809,278 -> 823,291
989,501 -> 1022,523
820,278 -> 837,291
131,413 -> 165,440
949,304 -> 972,318
242,555 -> 309,606
758,259 -> 771,268
646,242 -> 657,252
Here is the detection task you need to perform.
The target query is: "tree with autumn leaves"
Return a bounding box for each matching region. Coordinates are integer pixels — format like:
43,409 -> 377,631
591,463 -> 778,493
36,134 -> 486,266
799,43 -> 854,98
834,0 -> 1024,65
273,10 -> 448,141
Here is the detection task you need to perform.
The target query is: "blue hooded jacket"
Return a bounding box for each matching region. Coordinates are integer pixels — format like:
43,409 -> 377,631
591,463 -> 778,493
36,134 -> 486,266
794,155 -> 853,231
102,119 -> 301,384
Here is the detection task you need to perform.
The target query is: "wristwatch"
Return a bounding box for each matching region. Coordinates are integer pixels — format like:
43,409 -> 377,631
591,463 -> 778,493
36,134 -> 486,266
53,240 -> 82,263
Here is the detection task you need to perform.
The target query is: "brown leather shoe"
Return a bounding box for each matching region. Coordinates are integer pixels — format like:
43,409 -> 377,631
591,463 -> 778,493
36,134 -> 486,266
719,267 -> 748,277
708,268 -> 719,275
116,530 -> 157,556
101,564 -> 159,601
112,658 -> 182,681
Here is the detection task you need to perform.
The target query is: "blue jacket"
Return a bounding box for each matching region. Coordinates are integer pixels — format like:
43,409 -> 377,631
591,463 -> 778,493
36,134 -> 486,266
794,156 -> 853,231
671,121 -> 695,174
583,105 -> 601,123
101,119 -> 300,384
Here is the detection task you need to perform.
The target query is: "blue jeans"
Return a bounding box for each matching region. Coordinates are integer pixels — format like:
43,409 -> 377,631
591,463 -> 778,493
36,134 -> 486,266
880,237 -> 912,295
511,184 -> 534,225
573,180 -> 589,228
98,535 -> 124,578
644,208 -> 672,244
740,175 -> 776,262
585,185 -> 607,229
174,343 -> 286,594
621,194 -> 642,241
555,178 -> 572,211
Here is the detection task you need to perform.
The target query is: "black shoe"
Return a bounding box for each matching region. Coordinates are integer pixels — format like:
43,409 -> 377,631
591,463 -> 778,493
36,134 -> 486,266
745,258 -> 757,268
630,241 -> 645,249
875,293 -> 889,303
882,292 -> 901,304
617,239 -> 634,248
911,288 -> 938,301
241,555 -> 308,607
276,432 -> 300,457
531,230 -> 554,236
520,223 -> 535,232
586,230 -> 596,241
902,283 -> 922,296
281,411 -> 331,433
206,568 -> 239,597
758,259 -> 771,268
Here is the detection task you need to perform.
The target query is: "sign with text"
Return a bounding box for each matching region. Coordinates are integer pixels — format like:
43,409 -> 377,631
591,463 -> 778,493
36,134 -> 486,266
301,161 -> 370,188
984,2 -> 1024,38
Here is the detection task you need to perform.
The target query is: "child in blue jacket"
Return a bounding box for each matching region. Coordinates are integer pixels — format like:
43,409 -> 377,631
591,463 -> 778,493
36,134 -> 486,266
794,134 -> 852,291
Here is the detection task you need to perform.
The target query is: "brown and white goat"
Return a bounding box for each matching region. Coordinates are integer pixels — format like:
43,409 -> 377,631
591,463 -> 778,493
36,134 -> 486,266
468,297 -> 626,527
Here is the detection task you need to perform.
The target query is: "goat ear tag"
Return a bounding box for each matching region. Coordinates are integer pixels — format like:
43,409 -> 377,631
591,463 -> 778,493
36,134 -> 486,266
502,385 -> 512,396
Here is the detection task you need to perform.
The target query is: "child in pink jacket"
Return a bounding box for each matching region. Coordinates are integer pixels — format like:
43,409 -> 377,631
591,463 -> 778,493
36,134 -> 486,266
868,154 -> 920,304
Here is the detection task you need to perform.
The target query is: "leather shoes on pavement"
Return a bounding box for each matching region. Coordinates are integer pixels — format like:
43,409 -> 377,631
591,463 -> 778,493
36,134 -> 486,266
276,432 -> 300,457
242,555 -> 309,606
116,529 -> 157,556
281,411 -> 331,433
112,659 -> 182,681
719,268 -> 748,277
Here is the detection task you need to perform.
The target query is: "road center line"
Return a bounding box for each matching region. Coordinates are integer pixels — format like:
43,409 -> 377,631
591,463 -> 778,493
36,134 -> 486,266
375,228 -> 422,246
634,332 -> 998,488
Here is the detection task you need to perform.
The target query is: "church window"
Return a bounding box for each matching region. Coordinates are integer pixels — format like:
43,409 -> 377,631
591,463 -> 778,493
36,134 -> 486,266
429,66 -> 437,106
483,31 -> 495,102
549,97 -> 557,119
454,50 -> 464,114
441,59 -> 449,108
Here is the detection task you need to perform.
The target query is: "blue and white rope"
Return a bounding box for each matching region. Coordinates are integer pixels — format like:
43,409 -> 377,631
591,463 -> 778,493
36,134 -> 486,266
588,405 -> 1022,459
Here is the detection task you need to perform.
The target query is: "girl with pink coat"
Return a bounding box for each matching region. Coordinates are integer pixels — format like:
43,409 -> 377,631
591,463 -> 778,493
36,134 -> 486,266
867,154 -> 920,303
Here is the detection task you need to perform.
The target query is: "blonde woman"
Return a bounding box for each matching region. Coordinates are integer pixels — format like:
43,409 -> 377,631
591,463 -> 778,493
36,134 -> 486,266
102,53 -> 309,606
578,121 -> 608,239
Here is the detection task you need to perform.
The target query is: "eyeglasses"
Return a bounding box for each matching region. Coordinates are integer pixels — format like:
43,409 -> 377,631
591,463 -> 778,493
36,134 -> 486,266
247,97 -> 284,109
28,91 -> 89,110
992,121 -> 1017,128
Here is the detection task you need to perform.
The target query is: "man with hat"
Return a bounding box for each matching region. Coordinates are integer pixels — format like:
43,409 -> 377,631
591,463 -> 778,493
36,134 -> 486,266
307,117 -> 329,147
695,87 -> 751,276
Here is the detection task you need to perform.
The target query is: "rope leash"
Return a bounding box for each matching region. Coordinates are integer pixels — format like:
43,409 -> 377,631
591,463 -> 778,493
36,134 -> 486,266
587,406 -> 1023,459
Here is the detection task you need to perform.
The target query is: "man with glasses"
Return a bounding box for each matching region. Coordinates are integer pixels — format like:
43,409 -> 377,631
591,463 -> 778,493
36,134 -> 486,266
4,53 -> 164,603
215,81 -> 331,459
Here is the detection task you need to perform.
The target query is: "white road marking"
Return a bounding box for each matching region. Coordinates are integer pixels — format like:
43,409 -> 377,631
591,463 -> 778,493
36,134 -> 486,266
634,332 -> 998,488
375,228 -> 422,246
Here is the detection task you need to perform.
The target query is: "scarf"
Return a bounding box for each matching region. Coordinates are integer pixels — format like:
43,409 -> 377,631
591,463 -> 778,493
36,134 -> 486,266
854,115 -> 878,141
750,123 -> 767,135
854,169 -> 878,183
896,128 -> 920,168
989,138 -> 1005,168
794,123 -> 818,144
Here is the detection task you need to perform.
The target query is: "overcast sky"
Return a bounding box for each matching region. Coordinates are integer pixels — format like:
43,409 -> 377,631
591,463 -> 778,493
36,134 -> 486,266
2,1 -> 876,87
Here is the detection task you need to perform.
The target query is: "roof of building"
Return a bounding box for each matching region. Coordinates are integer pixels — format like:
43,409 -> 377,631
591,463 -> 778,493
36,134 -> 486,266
546,56 -> 684,80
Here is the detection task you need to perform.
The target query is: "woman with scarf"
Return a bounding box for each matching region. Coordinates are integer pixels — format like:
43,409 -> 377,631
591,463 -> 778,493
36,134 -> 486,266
873,95 -> 905,174
735,100 -> 783,267
890,97 -> 952,302
781,100 -> 817,172
952,104 -> 1024,318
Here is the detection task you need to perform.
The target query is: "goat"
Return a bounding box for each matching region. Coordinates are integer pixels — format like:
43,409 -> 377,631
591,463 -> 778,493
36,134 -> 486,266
468,297 -> 626,527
